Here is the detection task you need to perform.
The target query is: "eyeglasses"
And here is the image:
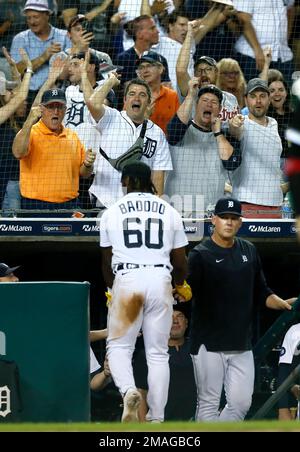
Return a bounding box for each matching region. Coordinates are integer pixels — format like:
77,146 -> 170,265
200,96 -> 219,106
43,103 -> 66,111
136,63 -> 157,73
195,66 -> 214,75
221,71 -> 239,77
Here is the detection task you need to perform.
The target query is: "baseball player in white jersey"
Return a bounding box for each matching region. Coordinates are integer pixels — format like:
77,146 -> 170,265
278,323 -> 300,420
100,161 -> 192,422
86,75 -> 172,208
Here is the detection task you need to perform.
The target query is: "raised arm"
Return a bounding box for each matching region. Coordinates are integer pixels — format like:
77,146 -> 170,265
12,106 -> 41,159
61,7 -> 78,28
177,77 -> 199,124
0,49 -> 32,125
86,71 -> 120,122
176,21 -> 194,97
141,0 -> 151,15
2,46 -> 21,82
236,11 -> 264,71
81,52 -> 94,104
32,56 -> 65,107
259,47 -> 272,81
85,0 -> 114,21
193,2 -> 226,44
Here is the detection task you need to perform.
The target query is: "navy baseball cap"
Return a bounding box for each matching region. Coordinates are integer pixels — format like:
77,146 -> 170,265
41,89 -> 66,106
137,51 -> 164,67
214,197 -> 242,217
198,84 -> 223,103
246,78 -> 270,95
0,263 -> 20,277
122,162 -> 151,180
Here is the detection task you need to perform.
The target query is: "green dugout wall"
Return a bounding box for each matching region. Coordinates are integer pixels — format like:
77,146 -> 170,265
0,282 -> 90,422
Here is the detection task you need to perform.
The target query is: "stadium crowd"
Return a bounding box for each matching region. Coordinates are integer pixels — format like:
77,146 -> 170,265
0,0 -> 299,218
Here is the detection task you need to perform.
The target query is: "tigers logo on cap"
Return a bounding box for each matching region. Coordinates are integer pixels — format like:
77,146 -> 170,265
214,197 -> 242,216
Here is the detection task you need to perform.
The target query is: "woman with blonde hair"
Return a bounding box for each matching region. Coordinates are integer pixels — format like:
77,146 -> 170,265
216,58 -> 246,109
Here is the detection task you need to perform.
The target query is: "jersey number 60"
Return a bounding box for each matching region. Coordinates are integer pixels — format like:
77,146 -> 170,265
123,217 -> 163,249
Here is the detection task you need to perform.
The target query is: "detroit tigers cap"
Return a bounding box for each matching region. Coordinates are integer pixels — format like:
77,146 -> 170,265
41,88 -> 66,106
214,197 -> 242,217
0,263 -> 20,277
198,84 -> 223,104
121,162 -> 151,180
246,78 -> 270,95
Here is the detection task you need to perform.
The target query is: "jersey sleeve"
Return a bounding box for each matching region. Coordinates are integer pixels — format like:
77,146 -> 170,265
253,249 -> 273,303
172,210 -> 188,249
279,326 -> 299,364
86,104 -> 116,132
150,127 -> 173,170
187,246 -> 203,297
90,347 -> 101,373
99,211 -> 112,247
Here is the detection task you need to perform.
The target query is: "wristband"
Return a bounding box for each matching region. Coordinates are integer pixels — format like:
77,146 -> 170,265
214,131 -> 223,137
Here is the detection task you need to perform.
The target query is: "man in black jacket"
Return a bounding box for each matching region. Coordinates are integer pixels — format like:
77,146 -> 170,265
188,197 -> 296,421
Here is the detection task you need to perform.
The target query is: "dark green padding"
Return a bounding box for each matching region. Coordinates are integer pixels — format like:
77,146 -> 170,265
0,282 -> 90,422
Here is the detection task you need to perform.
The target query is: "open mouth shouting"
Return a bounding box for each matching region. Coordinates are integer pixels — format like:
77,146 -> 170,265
200,77 -> 210,85
131,102 -> 141,112
203,110 -> 212,119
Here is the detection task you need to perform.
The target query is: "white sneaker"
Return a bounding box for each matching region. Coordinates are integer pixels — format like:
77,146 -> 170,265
121,389 -> 141,423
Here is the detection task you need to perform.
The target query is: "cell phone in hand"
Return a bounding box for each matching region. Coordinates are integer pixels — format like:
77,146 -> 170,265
82,20 -> 93,34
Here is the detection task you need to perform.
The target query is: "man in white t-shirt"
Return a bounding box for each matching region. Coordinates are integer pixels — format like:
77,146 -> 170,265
100,161 -> 192,422
233,0 -> 295,82
230,78 -> 283,217
86,75 -> 172,208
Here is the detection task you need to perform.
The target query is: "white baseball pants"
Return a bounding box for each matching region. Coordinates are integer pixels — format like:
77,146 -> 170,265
106,267 -> 173,422
192,345 -> 254,421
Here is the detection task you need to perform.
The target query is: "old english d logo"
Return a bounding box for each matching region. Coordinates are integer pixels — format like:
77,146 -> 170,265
0,385 -> 11,417
143,138 -> 157,158
65,99 -> 85,127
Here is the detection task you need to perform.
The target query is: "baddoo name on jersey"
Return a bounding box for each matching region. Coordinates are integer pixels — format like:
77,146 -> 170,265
119,198 -> 165,215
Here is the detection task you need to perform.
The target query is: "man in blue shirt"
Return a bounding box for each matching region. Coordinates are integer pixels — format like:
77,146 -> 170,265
10,0 -> 71,104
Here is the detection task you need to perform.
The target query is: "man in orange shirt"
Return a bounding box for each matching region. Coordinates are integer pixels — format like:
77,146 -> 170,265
136,52 -> 180,134
12,88 -> 96,211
